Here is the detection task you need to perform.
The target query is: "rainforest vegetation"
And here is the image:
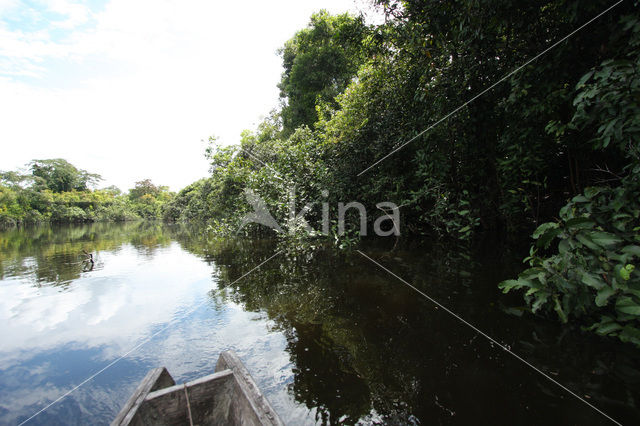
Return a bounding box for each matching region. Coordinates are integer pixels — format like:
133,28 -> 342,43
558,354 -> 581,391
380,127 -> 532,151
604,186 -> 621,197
2,0 -> 639,346
166,1 -> 640,347
0,159 -> 173,227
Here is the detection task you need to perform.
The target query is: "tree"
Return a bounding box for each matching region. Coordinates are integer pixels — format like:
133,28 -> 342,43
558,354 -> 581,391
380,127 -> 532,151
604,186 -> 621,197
128,179 -> 173,220
29,159 -> 102,193
0,170 -> 31,188
278,10 -> 369,136
129,179 -> 165,200
103,185 -> 122,196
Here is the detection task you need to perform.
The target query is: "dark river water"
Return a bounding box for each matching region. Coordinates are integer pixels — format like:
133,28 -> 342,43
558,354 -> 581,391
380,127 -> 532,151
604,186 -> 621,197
0,223 -> 638,425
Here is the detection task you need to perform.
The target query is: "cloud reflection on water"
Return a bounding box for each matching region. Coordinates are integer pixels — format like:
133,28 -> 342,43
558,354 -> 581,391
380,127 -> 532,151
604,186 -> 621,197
0,232 -> 304,425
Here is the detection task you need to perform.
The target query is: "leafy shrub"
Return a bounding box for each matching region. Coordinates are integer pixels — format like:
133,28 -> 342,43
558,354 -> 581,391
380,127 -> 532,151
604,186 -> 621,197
0,213 -> 16,230
50,205 -> 88,223
23,210 -> 44,224
94,202 -> 140,222
500,173 -> 640,347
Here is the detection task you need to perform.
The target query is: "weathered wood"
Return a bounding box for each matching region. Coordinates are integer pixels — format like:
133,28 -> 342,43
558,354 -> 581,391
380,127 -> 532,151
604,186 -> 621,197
135,370 -> 235,425
111,367 -> 175,426
183,384 -> 194,426
181,370 -> 235,424
215,351 -> 284,426
114,351 -> 283,425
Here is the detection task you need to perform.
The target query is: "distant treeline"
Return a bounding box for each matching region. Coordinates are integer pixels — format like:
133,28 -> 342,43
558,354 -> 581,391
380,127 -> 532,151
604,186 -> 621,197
0,159 -> 173,228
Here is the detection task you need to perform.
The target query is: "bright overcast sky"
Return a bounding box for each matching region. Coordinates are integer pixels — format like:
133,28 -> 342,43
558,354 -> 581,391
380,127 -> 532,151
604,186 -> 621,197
0,0 -> 380,191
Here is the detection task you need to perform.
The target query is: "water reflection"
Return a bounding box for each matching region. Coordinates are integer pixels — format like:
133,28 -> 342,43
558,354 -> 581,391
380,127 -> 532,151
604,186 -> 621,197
0,224 -> 231,424
176,228 -> 640,425
0,224 -> 638,425
0,222 -> 172,287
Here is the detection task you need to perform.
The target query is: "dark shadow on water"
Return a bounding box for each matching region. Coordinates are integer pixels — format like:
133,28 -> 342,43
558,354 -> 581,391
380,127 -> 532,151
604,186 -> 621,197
171,226 -> 640,425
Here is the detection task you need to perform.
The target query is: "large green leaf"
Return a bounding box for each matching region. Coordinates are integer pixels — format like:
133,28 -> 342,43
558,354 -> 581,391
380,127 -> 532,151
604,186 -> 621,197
581,273 -> 605,290
583,187 -> 602,199
591,317 -> 622,335
576,70 -> 594,89
518,268 -> 544,281
537,227 -> 562,249
558,239 -> 571,254
595,287 -> 616,307
553,296 -> 568,323
589,231 -> 623,247
498,279 -> 521,293
576,233 -> 600,251
565,217 -> 595,230
532,222 -> 558,239
621,245 -> 640,257
531,292 -> 550,313
618,326 -> 640,346
616,296 -> 640,316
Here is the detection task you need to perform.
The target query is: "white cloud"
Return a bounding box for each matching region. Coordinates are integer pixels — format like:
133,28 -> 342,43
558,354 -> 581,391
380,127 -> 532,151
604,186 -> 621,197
0,0 -> 377,191
0,244 -> 211,367
45,0 -> 91,29
0,0 -> 19,15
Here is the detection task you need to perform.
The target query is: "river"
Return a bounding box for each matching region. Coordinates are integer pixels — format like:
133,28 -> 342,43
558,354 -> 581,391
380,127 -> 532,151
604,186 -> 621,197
0,223 -> 638,425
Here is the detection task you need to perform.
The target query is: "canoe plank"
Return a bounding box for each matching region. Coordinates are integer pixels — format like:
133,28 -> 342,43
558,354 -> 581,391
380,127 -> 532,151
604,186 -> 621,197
112,367 -> 175,426
113,351 -> 283,425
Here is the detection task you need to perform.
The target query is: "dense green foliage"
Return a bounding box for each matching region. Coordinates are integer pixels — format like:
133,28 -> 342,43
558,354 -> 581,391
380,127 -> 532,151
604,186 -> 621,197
278,11 -> 369,136
500,14 -> 640,347
29,159 -> 102,193
0,160 -> 173,227
500,177 -> 640,346
163,2 -> 640,346
167,1 -> 639,240
128,179 -> 173,219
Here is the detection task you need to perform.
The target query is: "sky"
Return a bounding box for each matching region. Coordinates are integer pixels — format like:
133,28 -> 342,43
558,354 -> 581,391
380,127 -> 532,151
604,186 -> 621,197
0,0 -> 381,191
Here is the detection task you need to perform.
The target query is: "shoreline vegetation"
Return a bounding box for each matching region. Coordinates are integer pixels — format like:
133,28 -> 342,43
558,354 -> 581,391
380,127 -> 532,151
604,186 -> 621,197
0,159 -> 173,228
2,1 -> 639,347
